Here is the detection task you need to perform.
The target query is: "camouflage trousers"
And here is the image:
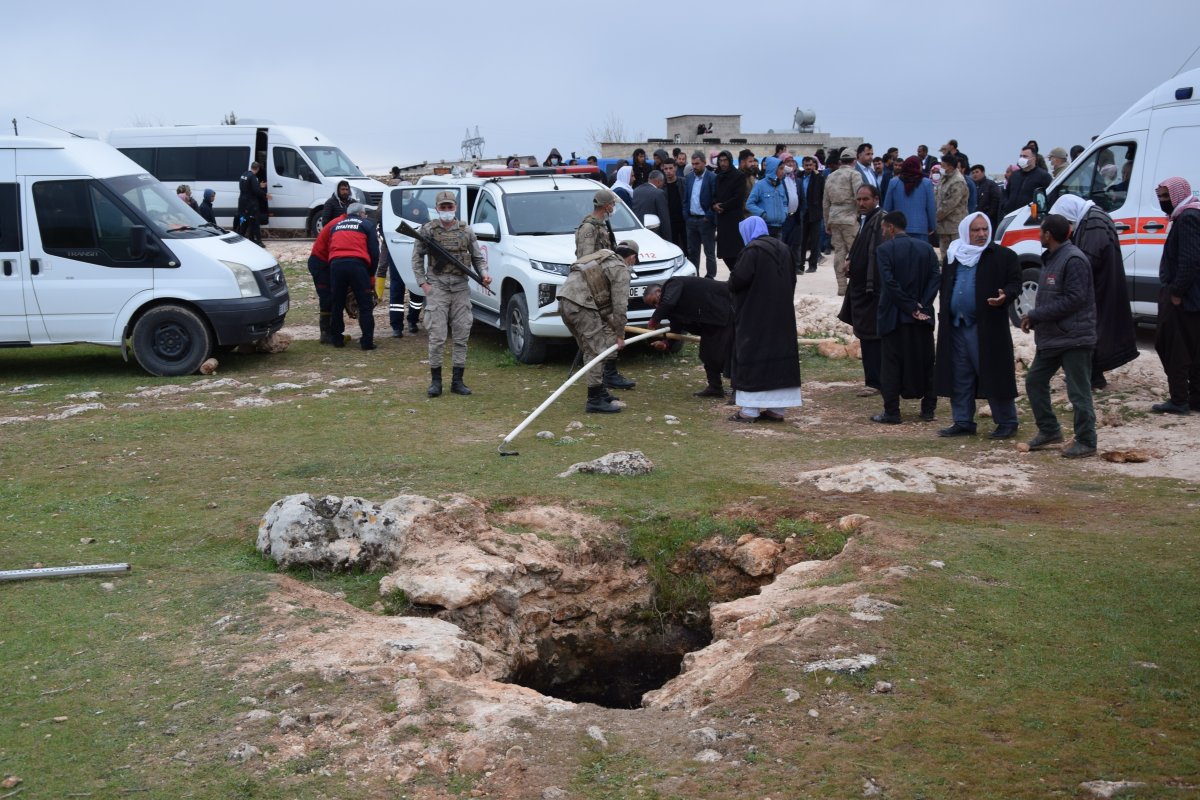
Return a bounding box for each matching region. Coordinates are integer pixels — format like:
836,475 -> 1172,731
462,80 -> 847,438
561,300 -> 616,387
426,276 -> 472,367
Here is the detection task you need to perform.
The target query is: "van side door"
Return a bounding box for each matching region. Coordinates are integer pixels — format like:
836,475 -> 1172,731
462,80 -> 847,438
0,150 -> 30,344
269,144 -> 322,233
22,178 -> 153,344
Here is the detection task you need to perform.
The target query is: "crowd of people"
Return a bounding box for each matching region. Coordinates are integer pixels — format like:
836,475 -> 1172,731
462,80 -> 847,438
299,137 -> 1198,455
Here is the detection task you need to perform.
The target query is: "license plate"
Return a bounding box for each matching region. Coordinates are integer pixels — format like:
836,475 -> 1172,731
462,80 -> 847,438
278,300 -> 290,315
629,286 -> 645,298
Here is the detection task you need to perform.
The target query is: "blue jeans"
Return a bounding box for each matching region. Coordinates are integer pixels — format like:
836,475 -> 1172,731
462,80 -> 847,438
950,323 -> 1018,430
686,216 -> 716,278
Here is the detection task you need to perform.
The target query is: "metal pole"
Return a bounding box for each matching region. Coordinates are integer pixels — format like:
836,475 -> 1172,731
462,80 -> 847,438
0,563 -> 131,582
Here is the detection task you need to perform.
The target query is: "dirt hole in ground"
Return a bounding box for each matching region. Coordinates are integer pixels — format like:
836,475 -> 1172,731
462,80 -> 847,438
507,625 -> 714,709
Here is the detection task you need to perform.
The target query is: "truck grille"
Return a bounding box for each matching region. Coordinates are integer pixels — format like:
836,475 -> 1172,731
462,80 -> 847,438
364,191 -> 383,207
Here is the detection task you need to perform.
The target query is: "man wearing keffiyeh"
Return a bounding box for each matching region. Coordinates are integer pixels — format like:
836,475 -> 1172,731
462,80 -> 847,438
1151,177 -> 1200,415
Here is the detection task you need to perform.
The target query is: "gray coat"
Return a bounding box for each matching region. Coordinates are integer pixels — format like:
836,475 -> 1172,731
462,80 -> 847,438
632,183 -> 671,243
1028,241 -> 1096,352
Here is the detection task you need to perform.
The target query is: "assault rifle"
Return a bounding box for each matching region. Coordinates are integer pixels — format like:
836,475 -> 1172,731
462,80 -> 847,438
398,219 -> 494,295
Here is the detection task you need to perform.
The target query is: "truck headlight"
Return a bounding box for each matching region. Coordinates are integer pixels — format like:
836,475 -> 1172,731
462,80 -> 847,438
531,259 -> 571,276
220,260 -> 261,298
352,187 -> 367,205
994,213 -> 1014,244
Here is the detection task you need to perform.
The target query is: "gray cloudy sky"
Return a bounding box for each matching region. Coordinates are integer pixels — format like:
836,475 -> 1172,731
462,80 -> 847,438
6,0 -> 1199,175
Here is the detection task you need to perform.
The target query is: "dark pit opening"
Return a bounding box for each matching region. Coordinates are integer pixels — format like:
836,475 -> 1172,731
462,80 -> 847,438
507,624 -> 712,709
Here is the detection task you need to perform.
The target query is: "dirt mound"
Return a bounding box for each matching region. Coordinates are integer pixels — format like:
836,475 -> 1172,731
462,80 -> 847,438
792,456 -> 1033,495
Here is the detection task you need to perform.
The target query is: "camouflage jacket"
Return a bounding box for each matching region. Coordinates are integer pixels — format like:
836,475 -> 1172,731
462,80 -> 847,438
935,170 -> 969,235
412,220 -> 486,285
822,167 -> 863,227
557,249 -> 631,332
575,214 -> 616,259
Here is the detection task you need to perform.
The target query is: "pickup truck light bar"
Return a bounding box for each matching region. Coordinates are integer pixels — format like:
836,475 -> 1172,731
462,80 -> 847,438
472,166 -> 602,178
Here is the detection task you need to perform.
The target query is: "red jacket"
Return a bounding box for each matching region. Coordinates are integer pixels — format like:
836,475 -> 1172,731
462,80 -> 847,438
328,216 -> 379,271
309,214 -> 346,266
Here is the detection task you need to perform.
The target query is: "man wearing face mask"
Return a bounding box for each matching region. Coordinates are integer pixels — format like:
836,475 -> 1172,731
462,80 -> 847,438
543,148 -> 563,167
779,155 -> 807,272
1151,177 -> 1200,414
414,191 -> 492,397
1002,146 -> 1052,215
576,188 -> 619,259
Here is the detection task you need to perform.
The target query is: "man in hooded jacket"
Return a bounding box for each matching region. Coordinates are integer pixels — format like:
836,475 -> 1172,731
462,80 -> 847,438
1151,177 -> 1200,414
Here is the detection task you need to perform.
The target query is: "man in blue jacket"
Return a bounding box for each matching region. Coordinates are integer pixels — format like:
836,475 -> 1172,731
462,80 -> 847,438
1021,213 -> 1098,458
746,156 -> 789,238
683,150 -> 717,278
872,211 -> 941,424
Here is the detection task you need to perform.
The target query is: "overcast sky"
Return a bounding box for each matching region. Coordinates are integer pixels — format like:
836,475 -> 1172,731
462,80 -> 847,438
6,0 -> 1199,176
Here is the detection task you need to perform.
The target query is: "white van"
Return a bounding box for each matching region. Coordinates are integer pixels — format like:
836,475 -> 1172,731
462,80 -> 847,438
996,67 -> 1200,325
0,137 -> 289,376
107,125 -> 389,235
381,166 -> 697,363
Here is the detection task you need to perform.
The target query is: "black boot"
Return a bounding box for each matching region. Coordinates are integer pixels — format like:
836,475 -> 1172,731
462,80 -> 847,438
586,385 -> 621,413
602,359 -> 636,390
427,367 -> 442,398
450,366 -> 471,396
318,312 -> 333,345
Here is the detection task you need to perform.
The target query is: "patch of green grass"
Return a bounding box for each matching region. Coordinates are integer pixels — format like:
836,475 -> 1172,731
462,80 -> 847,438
380,587 -> 412,616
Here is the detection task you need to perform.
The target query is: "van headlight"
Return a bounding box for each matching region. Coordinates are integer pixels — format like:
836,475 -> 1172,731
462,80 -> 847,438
531,259 -> 571,276
221,260 -> 261,298
352,187 -> 367,205
670,254 -> 686,270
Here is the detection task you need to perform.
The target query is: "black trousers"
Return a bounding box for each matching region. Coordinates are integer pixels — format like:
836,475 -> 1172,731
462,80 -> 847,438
329,258 -> 375,344
860,337 -> 882,390
800,217 -> 822,270
1156,294 -> 1200,407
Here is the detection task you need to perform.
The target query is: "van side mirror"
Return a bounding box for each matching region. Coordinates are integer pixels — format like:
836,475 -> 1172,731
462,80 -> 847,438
470,222 -> 497,241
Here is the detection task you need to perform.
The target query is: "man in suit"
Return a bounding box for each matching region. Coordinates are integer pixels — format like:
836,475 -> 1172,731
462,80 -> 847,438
871,211 -> 941,424
917,144 -> 937,177
644,277 -> 734,397
632,170 -> 671,243
683,150 -> 718,277
854,143 -> 880,194
798,156 -> 826,273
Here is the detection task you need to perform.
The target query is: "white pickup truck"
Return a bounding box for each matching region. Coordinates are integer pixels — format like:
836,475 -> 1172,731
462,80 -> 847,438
381,166 -> 696,363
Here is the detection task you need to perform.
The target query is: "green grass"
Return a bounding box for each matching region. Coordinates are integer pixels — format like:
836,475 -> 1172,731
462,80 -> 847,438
2,309 -> 1198,798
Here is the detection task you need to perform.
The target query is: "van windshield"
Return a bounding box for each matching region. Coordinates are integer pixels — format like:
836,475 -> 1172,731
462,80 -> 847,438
103,174 -> 218,238
503,191 -> 640,235
301,146 -> 365,178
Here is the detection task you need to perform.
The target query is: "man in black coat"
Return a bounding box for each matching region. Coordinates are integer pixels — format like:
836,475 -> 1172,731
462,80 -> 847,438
838,184 -> 885,395
935,212 -> 1022,439
970,165 -> 1003,227
1002,146 -> 1052,216
644,277 -> 734,397
237,161 -> 270,245
1152,177 -> 1200,414
798,156 -> 826,273
322,180 -> 354,229
872,211 -> 940,424
713,151 -> 748,270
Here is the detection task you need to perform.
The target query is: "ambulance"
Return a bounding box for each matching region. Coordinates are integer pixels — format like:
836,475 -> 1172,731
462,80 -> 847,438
0,137 -> 289,376
995,67 -> 1200,325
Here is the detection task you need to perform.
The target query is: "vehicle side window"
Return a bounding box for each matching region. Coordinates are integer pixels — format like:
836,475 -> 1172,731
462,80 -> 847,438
393,188 -> 449,226
120,148 -> 156,174
1055,141 -> 1136,213
197,147 -> 251,181
273,147 -> 319,183
0,184 -> 21,251
33,180 -> 142,265
474,194 -> 500,237
157,148 -> 198,182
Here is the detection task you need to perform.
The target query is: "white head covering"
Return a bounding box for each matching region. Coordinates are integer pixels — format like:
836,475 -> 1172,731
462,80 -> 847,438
1049,194 -> 1094,225
946,211 -> 991,268
612,165 -> 634,195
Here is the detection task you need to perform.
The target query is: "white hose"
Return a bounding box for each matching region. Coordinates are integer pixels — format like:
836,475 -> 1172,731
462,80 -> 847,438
498,329 -> 665,454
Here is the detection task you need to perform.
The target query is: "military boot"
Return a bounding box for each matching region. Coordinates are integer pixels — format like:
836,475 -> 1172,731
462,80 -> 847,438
602,359 -> 636,390
586,385 -> 621,413
427,367 -> 443,398
450,367 -> 472,396
318,312 -> 333,345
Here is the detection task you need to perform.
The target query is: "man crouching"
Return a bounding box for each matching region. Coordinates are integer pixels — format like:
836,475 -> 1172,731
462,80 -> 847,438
558,240 -> 640,413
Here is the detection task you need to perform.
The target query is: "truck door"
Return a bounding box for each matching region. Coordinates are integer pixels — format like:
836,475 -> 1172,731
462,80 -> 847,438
0,150 -> 30,344
23,178 -> 152,343
269,141 -> 322,233
383,186 -> 463,294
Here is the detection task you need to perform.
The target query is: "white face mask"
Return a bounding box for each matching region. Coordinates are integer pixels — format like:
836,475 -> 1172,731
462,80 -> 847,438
783,165 -> 795,175
438,210 -> 456,223
1017,157 -> 1030,169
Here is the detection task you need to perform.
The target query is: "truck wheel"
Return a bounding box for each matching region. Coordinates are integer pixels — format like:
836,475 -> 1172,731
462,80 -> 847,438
307,210 -> 323,238
1010,267 -> 1041,328
131,305 -> 213,377
505,292 -> 547,364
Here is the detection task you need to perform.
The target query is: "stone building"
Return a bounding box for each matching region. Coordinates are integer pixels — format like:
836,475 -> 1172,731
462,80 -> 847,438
600,113 -> 861,161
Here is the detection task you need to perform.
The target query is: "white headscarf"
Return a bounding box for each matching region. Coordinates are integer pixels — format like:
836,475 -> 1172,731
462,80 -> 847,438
1049,194 -> 1095,225
946,211 -> 991,267
612,165 -> 634,195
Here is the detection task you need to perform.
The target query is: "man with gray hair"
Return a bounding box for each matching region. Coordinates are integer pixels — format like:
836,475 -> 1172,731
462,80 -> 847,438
327,203 -> 379,350
632,169 -> 672,243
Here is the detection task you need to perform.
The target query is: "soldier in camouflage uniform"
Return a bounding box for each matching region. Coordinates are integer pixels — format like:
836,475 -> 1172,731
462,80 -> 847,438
558,240 -> 640,413
575,188 -> 618,258
413,190 -> 491,397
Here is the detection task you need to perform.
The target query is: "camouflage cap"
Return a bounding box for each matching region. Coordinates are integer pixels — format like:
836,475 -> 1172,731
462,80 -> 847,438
593,188 -> 617,207
615,239 -> 640,263
435,190 -> 457,206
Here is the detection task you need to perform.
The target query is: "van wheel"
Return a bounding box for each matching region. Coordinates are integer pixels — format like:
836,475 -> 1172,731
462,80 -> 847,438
307,210 -> 323,238
1010,267 -> 1041,328
505,292 -> 547,364
132,305 -> 213,377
